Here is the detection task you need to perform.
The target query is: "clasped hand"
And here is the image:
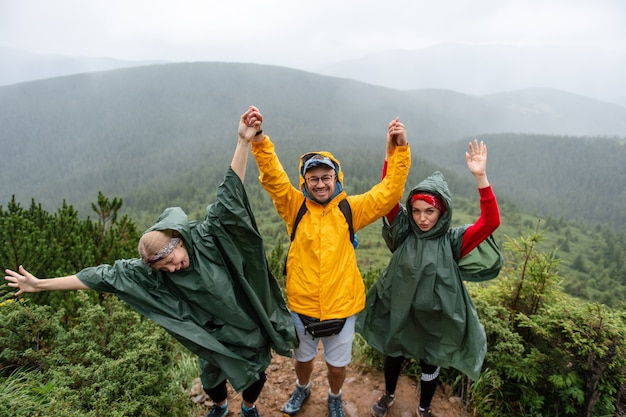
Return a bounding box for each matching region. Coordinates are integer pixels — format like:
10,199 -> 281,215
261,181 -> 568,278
239,106 -> 264,142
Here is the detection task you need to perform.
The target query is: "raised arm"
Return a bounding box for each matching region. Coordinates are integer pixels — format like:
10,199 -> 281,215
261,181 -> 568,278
383,117 -> 407,222
460,139 -> 500,258
466,139 -> 489,188
5,265 -> 89,296
231,105 -> 267,181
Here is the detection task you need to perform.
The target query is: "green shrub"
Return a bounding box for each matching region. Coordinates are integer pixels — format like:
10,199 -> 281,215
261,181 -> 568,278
0,298 -> 63,375
0,293 -> 194,417
472,228 -> 626,416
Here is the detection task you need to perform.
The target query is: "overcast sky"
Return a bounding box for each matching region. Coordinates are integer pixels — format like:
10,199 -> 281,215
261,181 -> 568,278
1,0 -> 625,69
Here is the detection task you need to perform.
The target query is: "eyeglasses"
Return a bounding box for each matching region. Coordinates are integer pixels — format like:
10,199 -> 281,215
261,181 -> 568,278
305,174 -> 336,186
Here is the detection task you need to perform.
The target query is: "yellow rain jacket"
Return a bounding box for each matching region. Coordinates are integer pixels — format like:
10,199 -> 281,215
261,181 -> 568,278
251,136 -> 411,321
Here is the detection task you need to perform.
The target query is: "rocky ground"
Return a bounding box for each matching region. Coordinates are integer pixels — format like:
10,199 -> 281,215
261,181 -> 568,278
190,350 -> 467,417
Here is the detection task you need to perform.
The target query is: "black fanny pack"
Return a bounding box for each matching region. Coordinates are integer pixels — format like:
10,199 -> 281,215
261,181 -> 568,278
298,314 -> 347,338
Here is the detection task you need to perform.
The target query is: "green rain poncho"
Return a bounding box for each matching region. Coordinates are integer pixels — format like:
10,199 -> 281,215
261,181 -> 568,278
356,171 -> 487,380
77,168 -> 297,391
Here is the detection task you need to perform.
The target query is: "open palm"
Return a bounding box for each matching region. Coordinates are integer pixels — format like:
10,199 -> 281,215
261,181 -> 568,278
465,139 -> 487,176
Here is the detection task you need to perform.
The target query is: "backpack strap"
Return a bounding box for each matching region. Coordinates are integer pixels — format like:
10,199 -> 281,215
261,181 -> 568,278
290,198 -> 354,243
338,198 -> 354,244
289,200 -> 309,242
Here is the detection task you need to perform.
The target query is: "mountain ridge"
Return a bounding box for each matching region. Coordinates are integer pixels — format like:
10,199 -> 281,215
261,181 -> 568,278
1,62 -> 624,231
0,46 -> 167,87
4,43 -> 626,107
314,43 -> 626,104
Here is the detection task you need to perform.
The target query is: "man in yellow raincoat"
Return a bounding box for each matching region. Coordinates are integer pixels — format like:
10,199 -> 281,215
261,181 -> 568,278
243,105 -> 411,417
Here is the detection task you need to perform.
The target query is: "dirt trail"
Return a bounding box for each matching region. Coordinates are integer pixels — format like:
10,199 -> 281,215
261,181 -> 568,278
191,350 -> 467,417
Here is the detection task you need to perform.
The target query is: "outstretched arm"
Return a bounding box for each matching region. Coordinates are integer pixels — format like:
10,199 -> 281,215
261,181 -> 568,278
5,265 -> 88,296
466,139 -> 489,188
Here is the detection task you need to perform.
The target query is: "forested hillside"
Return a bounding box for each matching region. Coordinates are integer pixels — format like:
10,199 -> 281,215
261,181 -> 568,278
421,134 -> 626,231
1,61 -> 625,231
1,61 -> 625,307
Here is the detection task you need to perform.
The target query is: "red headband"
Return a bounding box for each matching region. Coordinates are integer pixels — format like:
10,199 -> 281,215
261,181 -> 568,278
410,194 -> 446,213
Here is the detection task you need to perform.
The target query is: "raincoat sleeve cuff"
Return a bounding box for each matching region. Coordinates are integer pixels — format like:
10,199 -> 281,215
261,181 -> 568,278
250,135 -> 271,151
225,166 -> 244,188
76,267 -> 117,293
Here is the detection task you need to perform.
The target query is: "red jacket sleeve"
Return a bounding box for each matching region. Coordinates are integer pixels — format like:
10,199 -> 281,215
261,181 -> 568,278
460,186 -> 500,258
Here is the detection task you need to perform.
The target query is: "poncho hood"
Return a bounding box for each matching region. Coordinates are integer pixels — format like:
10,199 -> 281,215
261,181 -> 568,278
406,171 -> 452,238
144,206 -> 192,244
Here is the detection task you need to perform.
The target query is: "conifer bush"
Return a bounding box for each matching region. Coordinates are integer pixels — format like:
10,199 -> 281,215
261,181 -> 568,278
0,195 -> 194,417
0,293 -> 193,417
471,227 -> 626,416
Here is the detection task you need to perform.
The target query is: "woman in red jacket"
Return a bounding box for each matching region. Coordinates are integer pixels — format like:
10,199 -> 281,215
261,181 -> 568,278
358,139 -> 501,417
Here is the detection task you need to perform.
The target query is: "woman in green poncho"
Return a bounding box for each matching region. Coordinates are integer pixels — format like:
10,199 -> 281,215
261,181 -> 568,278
4,108 -> 298,417
357,139 -> 501,417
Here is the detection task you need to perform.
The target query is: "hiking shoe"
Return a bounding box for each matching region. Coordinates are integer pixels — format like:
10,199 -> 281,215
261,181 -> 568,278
417,407 -> 438,417
205,403 -> 228,417
371,392 -> 395,417
282,385 -> 311,416
241,405 -> 260,417
328,393 -> 345,417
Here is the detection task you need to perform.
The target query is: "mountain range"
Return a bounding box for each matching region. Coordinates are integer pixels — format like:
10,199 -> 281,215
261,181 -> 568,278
314,43 -> 626,106
0,46 -> 165,87
0,59 -> 625,232
3,43 -> 626,107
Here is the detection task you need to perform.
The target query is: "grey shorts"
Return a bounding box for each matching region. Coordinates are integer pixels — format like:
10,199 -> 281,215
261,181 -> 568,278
290,311 -> 356,367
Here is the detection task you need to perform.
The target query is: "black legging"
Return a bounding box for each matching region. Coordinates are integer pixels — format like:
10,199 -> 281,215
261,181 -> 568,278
383,356 -> 440,409
204,372 -> 267,404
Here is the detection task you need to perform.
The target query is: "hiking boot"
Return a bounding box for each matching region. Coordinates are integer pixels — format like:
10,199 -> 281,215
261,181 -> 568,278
240,405 -> 260,417
282,384 -> 311,416
371,392 -> 395,417
328,393 -> 345,417
417,407 -> 438,417
205,403 -> 228,417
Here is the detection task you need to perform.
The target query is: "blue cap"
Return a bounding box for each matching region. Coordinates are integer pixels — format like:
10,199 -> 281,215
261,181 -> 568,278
303,155 -> 335,172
